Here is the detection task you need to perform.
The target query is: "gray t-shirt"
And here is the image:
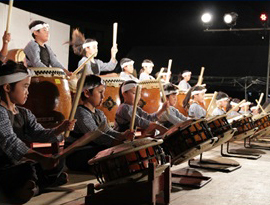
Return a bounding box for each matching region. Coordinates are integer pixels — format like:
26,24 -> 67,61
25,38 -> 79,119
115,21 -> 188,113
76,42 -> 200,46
212,107 -> 226,116
178,80 -> 191,91
159,106 -> 189,128
188,103 -> 206,119
119,72 -> 139,81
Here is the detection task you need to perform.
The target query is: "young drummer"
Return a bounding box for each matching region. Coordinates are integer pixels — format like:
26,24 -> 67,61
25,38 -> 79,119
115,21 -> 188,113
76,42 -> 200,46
239,101 -> 251,115
70,29 -> 118,77
158,83 -> 189,128
64,75 -> 133,172
178,70 -> 192,91
250,105 -> 260,115
0,60 -> 76,204
212,91 -> 229,116
114,80 -> 169,137
227,98 -> 241,118
155,67 -> 171,83
0,31 -> 11,62
139,59 -> 155,81
183,85 -> 207,119
24,20 -> 71,76
119,58 -> 139,81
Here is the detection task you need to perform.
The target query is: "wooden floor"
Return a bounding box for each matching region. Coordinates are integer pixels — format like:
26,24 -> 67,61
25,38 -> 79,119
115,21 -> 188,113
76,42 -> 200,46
24,139 -> 270,205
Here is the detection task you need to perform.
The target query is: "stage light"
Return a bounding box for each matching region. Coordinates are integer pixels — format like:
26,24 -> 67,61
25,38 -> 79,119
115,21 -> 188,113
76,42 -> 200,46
260,13 -> 268,28
201,13 -> 213,29
223,12 -> 238,28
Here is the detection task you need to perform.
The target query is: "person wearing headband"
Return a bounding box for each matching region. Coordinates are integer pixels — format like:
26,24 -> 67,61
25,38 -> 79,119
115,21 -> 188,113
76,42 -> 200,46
178,70 -> 192,91
0,31 -> 11,62
119,58 -> 139,81
139,59 -> 155,81
183,85 -> 207,119
212,91 -> 230,116
24,20 -> 71,76
0,60 -> 76,203
239,101 -> 251,115
64,75 -> 133,172
114,80 -> 169,137
227,98 -> 241,118
70,29 -> 118,77
155,67 -> 171,83
250,105 -> 260,115
158,83 -> 189,128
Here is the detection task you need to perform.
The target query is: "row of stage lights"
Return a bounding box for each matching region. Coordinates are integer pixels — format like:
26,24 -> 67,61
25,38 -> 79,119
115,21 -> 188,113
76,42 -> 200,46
201,12 -> 268,29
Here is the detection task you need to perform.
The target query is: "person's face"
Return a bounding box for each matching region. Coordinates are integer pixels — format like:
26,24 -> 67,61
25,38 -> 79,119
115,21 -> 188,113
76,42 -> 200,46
184,74 -> 191,81
87,85 -> 105,107
86,44 -> 98,57
232,105 -> 239,112
167,93 -> 177,106
144,66 -> 153,74
123,87 -> 138,105
194,92 -> 205,103
252,109 -> 259,115
8,77 -> 31,105
221,100 -> 228,108
124,64 -> 134,74
34,27 -> 49,42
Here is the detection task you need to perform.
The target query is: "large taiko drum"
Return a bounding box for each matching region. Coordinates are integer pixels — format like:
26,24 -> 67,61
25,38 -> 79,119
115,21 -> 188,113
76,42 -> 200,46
5,49 -> 26,63
88,138 -> 166,184
252,113 -> 270,138
162,119 -> 216,165
139,80 -> 162,114
23,68 -> 72,128
97,77 -> 124,126
175,92 -> 188,116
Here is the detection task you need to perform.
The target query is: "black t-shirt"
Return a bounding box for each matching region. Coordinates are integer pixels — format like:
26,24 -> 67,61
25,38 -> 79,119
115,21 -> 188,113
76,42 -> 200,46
39,44 -> 50,67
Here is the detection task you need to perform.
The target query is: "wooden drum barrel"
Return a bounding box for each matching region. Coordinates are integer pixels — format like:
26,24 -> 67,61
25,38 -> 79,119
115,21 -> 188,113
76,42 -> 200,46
5,49 -> 26,63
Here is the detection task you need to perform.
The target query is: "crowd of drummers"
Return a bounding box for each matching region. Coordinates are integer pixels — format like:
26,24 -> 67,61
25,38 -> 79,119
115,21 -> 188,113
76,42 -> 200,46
1,20 -> 270,204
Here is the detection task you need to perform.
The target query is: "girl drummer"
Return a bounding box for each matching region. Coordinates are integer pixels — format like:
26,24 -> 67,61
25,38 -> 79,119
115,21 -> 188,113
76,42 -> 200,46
212,91 -> 229,116
119,58 -> 139,81
183,85 -> 207,119
0,60 -> 76,204
64,75 -> 133,172
70,29 -> 118,77
114,80 -> 169,137
178,70 -> 192,91
139,59 -> 155,81
158,83 -> 189,128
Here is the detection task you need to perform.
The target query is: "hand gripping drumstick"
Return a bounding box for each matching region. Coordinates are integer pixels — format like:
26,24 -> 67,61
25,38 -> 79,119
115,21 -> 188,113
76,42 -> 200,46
113,22 -> 118,47
156,67 -> 165,81
71,52 -> 97,76
226,99 -> 246,116
205,91 -> 217,118
158,79 -> 170,115
6,0 -> 14,33
255,99 -> 267,114
256,93 -> 264,109
130,85 -> 142,132
166,59 -> 172,83
64,64 -> 88,138
197,67 -> 205,86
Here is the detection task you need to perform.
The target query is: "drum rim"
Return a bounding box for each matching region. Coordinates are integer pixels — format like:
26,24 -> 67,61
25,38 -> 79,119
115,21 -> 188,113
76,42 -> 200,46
206,114 -> 227,123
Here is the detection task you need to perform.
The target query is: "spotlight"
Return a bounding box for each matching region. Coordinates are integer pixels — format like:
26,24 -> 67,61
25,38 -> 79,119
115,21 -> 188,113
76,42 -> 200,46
223,12 -> 238,28
260,13 -> 268,27
201,13 -> 213,29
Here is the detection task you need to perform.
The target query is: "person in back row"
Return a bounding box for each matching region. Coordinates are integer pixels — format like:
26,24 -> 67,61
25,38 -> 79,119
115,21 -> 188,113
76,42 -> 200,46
178,70 -> 192,91
212,91 -> 229,116
119,58 -> 139,81
139,59 -> 155,81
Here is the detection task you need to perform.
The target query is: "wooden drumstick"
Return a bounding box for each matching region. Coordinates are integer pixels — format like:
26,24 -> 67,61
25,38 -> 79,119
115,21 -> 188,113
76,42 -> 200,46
205,91 -> 217,118
197,66 -> 205,86
113,22 -> 118,47
256,99 -> 267,114
64,64 -> 88,138
71,52 -> 97,76
166,59 -> 172,83
256,93 -> 264,109
130,85 -> 142,132
158,80 -> 170,115
226,99 -> 246,116
6,0 -> 14,33
156,67 -> 165,81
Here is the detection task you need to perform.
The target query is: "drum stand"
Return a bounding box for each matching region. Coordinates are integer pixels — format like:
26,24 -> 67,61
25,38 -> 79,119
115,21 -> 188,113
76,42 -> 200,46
244,134 -> 270,150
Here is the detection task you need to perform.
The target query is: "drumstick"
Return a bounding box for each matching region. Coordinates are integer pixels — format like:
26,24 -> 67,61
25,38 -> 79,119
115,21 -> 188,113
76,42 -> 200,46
71,52 -> 97,76
256,93 -> 264,109
197,67 -> 205,86
205,91 -> 217,118
156,67 -> 165,81
55,122 -> 108,160
113,22 -> 118,47
130,85 -> 142,132
166,59 -> 172,83
64,64 -> 88,138
158,80 -> 170,114
226,99 -> 246,116
6,0 -> 14,33
256,99 -> 267,114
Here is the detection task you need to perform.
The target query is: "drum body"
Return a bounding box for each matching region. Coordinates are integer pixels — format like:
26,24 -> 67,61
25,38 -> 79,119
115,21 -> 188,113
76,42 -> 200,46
5,49 -> 26,63
88,138 -> 166,184
230,115 -> 255,135
207,115 -> 232,137
23,68 -> 72,128
253,114 -> 270,131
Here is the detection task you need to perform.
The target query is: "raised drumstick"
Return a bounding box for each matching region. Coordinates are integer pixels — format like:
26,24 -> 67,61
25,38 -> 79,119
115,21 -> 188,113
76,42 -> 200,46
72,52 -> 97,76
256,93 -> 264,109
197,66 -> 205,86
130,85 -> 142,132
156,67 -> 165,81
166,59 -> 172,83
206,91 -> 217,118
226,99 -> 246,116
6,0 -> 14,33
113,22 -> 118,47
256,99 -> 267,114
158,80 -> 170,114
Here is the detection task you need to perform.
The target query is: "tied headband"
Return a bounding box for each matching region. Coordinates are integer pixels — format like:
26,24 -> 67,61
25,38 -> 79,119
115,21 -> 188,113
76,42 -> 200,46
164,89 -> 178,96
82,79 -> 106,91
30,23 -> 50,33
121,60 -> 134,69
142,62 -> 154,67
250,106 -> 258,111
191,89 -> 207,96
239,101 -> 251,107
182,71 -> 192,77
82,41 -> 98,49
121,82 -> 137,93
216,97 -> 229,103
230,101 -> 238,106
0,69 -> 35,86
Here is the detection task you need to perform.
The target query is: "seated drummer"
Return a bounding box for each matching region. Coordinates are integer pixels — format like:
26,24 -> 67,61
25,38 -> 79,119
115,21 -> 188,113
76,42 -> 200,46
155,67 -> 171,83
183,85 -> 207,119
139,59 -> 155,81
70,29 -> 118,77
212,91 -> 229,116
227,98 -> 241,118
0,31 -> 11,62
158,83 -> 189,128
0,60 -> 76,204
119,58 -> 139,81
178,70 -> 192,91
64,75 -> 133,172
239,101 -> 251,115
114,80 -> 169,137
250,105 -> 260,115
24,20 -> 71,76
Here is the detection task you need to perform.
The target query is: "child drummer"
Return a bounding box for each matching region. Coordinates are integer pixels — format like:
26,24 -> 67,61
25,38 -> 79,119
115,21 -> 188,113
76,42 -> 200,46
178,70 -> 192,91
119,58 -> 139,81
139,59 -> 155,81
212,91 -> 229,116
239,101 -> 251,115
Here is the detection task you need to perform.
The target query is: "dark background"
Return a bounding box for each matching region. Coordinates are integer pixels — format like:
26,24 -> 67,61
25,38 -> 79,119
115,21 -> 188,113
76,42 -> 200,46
6,0 -> 270,103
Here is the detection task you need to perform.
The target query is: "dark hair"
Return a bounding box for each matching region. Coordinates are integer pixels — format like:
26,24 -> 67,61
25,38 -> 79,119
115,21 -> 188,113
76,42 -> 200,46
80,75 -> 105,101
29,20 -> 45,39
119,80 -> 137,104
178,69 -> 191,82
120,58 -> 133,71
164,83 -> 178,97
182,85 -> 205,109
216,91 -> 229,101
139,59 -> 153,75
155,67 -> 168,78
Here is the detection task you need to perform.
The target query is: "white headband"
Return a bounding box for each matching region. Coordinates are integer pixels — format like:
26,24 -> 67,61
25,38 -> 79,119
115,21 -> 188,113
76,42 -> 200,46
82,78 -> 106,92
250,106 -> 258,111
230,101 -> 238,106
216,97 -> 229,102
121,83 -> 137,93
191,89 -> 207,96
30,23 -> 50,33
164,90 -> 178,96
182,71 -> 192,77
0,69 -> 35,86
121,60 -> 134,69
82,41 -> 98,49
239,102 -> 251,107
142,62 -> 154,67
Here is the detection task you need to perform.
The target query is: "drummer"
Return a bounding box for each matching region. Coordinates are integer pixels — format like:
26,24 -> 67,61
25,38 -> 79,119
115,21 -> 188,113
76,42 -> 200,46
183,85 -> 207,119
227,98 -> 241,118
64,75 -> 134,172
250,106 -> 260,115
119,58 -> 139,81
114,80 -> 169,137
24,20 -> 72,76
178,70 -> 192,91
158,83 -> 189,128
70,29 -> 118,77
0,31 -> 11,62
139,59 -> 155,80
212,91 -> 229,116
155,67 -> 171,83
239,101 -> 251,115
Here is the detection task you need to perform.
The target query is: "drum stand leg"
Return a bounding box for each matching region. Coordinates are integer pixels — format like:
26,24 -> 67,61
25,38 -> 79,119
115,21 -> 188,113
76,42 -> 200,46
187,152 -> 241,173
221,141 -> 261,160
244,136 -> 270,150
